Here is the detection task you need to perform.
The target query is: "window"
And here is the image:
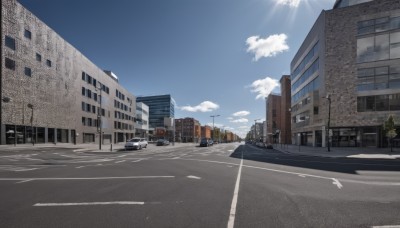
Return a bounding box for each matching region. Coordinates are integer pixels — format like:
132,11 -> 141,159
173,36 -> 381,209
87,75 -> 92,84
82,72 -> 86,81
36,53 -> 42,62
5,36 -> 15,50
313,106 -> 319,115
390,32 -> 400,59
5,58 -> 16,70
82,87 -> 86,96
93,79 -> 97,87
87,89 -> 92,98
46,60 -> 52,67
24,67 -> 32,77
93,93 -> 97,102
92,105 -> 96,114
24,29 -> 32,39
86,104 -> 91,112
82,102 -> 86,111
82,117 -> 86,126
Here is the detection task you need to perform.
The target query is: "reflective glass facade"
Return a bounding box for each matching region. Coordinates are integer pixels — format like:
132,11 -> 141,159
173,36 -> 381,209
136,95 -> 175,129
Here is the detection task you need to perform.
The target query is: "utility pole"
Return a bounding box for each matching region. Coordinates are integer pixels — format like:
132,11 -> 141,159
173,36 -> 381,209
96,84 -> 103,150
325,94 -> 331,152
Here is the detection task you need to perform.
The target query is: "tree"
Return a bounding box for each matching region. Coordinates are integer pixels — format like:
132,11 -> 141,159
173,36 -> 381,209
384,115 -> 397,152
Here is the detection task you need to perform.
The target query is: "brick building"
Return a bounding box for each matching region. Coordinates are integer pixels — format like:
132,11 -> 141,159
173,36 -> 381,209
175,118 -> 201,143
201,125 -> 212,139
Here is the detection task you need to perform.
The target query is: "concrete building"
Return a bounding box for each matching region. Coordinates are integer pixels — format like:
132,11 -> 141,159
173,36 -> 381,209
1,0 -> 136,145
290,0 -> 400,148
134,102 -> 149,139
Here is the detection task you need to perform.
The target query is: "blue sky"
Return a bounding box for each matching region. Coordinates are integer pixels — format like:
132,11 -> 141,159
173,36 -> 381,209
18,0 -> 335,138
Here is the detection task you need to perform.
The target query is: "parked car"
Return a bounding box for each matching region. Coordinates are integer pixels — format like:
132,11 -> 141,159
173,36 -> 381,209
266,143 -> 273,149
125,138 -> 148,150
156,139 -> 170,146
200,138 -> 213,147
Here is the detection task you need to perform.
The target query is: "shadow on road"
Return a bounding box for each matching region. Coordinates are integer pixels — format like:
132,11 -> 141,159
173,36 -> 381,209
230,145 -> 400,174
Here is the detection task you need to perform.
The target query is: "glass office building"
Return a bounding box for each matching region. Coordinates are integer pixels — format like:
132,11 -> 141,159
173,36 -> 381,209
136,95 -> 175,129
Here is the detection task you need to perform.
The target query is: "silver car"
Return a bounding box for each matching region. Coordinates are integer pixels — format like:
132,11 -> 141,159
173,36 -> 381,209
125,138 -> 148,150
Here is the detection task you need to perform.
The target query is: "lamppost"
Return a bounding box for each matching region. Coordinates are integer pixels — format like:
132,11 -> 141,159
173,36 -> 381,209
96,84 -> 103,150
210,115 -> 220,141
325,94 -> 331,152
254,118 -> 261,141
27,103 -> 34,145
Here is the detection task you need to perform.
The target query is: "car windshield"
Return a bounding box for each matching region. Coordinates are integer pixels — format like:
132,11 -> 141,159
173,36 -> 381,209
129,139 -> 140,142
157,139 -> 164,142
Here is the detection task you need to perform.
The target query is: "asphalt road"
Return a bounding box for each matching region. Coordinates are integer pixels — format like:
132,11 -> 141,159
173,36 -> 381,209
0,143 -> 399,228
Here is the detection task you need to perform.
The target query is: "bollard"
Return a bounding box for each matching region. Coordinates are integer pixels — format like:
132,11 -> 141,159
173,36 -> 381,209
110,144 -> 113,151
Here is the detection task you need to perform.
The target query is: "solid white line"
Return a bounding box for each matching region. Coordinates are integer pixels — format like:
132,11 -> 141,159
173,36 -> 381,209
187,175 -> 201,179
372,225 -> 400,228
14,168 -> 39,172
115,160 -> 126,163
75,166 -> 85,169
33,201 -> 145,206
227,153 -> 243,228
0,176 -> 175,181
16,179 -> 33,184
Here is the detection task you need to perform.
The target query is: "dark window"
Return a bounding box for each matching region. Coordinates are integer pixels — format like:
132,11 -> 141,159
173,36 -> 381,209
82,72 -> 86,81
46,59 -> 52,67
82,102 -> 85,111
86,104 -> 91,112
93,78 -> 97,87
5,36 -> 15,50
101,109 -> 105,116
36,53 -> 42,62
24,29 -> 32,39
5,58 -> 16,70
82,87 -> 86,96
24,67 -> 32,77
93,93 -> 97,102
87,75 -> 92,84
313,106 -> 319,115
87,89 -> 92,98
92,105 -> 96,113
82,117 -> 86,126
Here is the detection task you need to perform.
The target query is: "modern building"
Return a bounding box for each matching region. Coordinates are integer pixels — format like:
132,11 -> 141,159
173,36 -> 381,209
134,102 -> 149,139
290,0 -> 400,148
175,117 -> 201,143
1,0 -> 136,145
136,94 -> 175,130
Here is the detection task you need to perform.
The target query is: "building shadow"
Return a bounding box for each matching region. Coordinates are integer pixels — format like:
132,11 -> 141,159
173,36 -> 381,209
229,145 -> 400,174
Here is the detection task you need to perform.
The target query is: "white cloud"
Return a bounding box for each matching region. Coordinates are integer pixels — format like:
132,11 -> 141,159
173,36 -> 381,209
232,111 -> 250,117
227,117 -> 234,120
238,126 -> 249,129
180,101 -> 219,112
246,34 -> 289,61
249,77 -> 280,100
230,118 -> 249,123
275,0 -> 300,7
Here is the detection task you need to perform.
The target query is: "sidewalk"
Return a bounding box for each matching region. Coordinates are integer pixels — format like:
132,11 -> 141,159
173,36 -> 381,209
0,142 -> 197,153
273,144 -> 400,159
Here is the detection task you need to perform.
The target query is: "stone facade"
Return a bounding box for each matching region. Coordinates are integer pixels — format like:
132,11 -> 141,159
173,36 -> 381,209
291,0 -> 400,147
1,0 -> 136,145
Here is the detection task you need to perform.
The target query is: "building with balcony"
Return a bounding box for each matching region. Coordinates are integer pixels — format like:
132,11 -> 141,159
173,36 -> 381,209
1,0 -> 136,145
290,0 -> 400,148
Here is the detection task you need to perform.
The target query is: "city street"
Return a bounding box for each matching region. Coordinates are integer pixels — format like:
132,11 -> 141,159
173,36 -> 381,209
0,143 -> 399,228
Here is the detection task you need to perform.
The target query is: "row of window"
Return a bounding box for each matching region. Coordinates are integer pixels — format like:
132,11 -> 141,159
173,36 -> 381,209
82,117 -> 99,127
114,111 -> 135,122
357,94 -> 400,112
292,111 -> 310,124
114,121 -> 133,130
114,99 -> 130,112
136,107 -> 148,115
358,16 -> 400,36
292,76 -> 320,104
292,59 -> 319,93
116,89 -> 125,101
81,102 -> 105,116
291,42 -> 319,81
357,65 -> 400,91
81,72 -> 110,94
357,31 -> 400,63
82,86 -> 101,102
291,96 -> 312,113
5,35 -> 52,67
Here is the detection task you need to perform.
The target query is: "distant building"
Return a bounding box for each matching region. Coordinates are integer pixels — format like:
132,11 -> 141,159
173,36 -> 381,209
136,95 -> 175,139
291,0 -> 400,148
266,94 -> 281,143
135,102 -> 149,139
1,0 -> 136,145
201,125 -> 212,139
175,117 -> 201,143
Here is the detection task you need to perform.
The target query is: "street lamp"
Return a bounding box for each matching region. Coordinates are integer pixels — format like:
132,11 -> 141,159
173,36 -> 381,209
27,103 -> 34,145
254,118 -> 261,141
325,94 -> 331,152
210,115 -> 220,141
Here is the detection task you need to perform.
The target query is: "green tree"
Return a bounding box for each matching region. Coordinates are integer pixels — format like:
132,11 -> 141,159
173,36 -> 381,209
384,115 -> 397,152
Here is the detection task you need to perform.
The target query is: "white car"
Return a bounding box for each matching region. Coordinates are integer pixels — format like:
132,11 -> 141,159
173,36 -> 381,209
125,138 -> 148,150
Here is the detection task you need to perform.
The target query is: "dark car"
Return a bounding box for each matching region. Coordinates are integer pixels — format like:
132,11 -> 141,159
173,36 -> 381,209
156,139 -> 170,146
200,138 -> 213,147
